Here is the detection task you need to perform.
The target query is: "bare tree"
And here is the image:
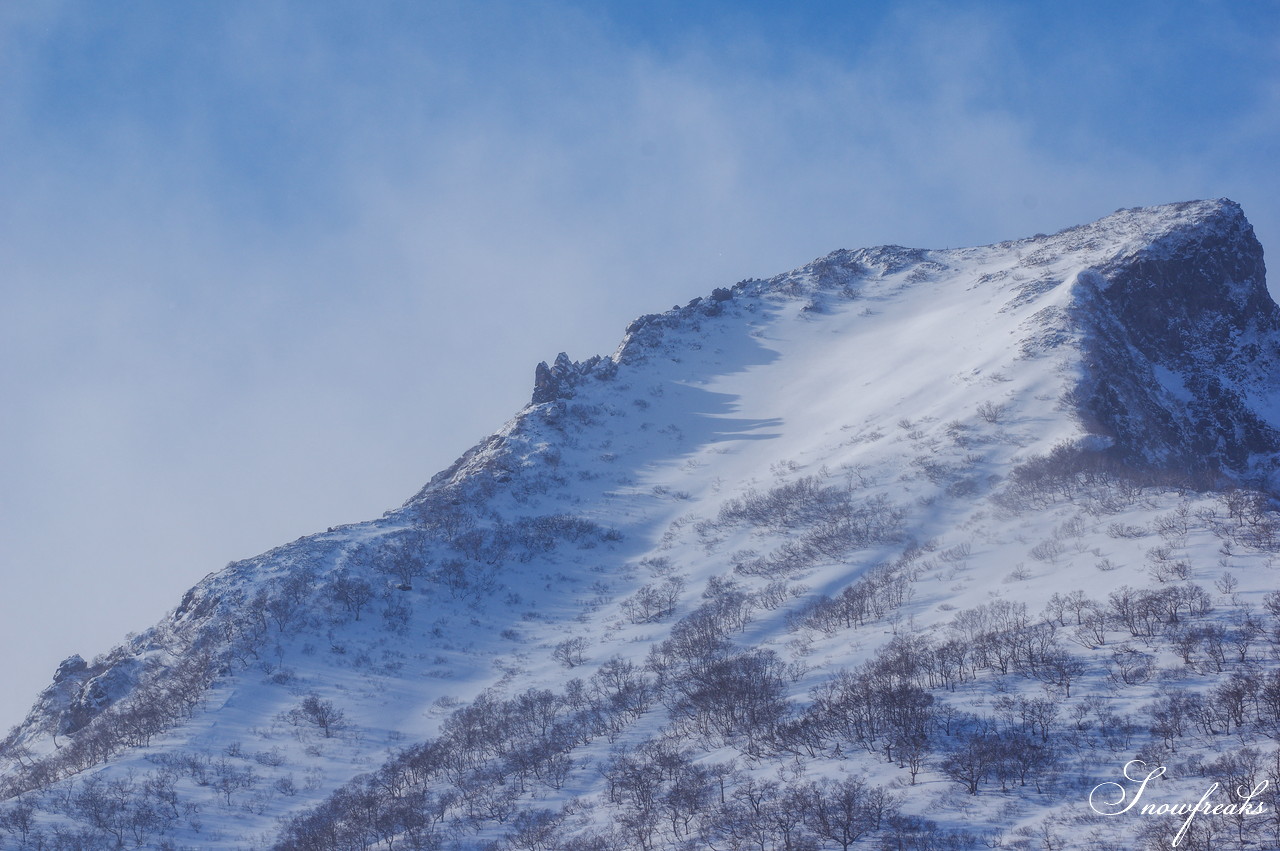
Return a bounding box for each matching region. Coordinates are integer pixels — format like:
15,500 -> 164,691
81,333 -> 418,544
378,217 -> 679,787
287,694 -> 346,738
553,637 -> 590,668
976,401 -> 1007,424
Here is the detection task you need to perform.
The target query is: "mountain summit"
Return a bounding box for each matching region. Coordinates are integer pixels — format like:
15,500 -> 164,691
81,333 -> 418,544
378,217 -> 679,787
4,199 -> 1280,850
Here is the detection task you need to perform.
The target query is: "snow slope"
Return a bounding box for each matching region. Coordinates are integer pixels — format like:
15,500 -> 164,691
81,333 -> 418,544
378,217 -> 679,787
3,198 -> 1280,850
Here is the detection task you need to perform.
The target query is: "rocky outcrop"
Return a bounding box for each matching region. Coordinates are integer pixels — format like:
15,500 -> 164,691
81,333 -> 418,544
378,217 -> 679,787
1067,200 -> 1280,480
530,352 -> 617,405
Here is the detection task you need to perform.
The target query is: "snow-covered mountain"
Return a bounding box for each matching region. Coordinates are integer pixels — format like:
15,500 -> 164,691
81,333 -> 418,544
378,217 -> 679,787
4,198 -> 1280,850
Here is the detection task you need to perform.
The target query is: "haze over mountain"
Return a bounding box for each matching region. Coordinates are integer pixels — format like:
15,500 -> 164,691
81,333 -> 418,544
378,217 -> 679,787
4,199 -> 1280,850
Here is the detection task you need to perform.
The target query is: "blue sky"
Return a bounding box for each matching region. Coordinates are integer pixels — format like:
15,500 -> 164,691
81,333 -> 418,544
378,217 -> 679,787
0,0 -> 1277,729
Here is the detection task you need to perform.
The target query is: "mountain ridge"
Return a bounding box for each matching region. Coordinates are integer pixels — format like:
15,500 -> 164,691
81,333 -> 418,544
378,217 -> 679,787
5,198 -> 1280,850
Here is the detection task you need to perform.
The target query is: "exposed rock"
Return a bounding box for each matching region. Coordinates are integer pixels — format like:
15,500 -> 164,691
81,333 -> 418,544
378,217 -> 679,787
53,655 -> 87,683
1067,200 -> 1280,479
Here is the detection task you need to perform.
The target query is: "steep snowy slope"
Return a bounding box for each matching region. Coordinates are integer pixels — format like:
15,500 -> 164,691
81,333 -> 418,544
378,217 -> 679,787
4,199 -> 1280,850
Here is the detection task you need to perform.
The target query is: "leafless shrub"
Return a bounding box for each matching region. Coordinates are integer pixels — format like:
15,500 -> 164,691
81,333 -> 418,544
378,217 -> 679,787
1108,522 -> 1147,539
283,694 -> 346,738
622,576 -> 686,624
1029,538 -> 1064,564
1004,564 -> 1031,582
553,637 -> 589,668
976,401 -> 1008,424
1108,646 -> 1155,685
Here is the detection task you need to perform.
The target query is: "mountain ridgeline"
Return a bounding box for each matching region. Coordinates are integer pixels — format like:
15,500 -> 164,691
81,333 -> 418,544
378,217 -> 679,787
5,199 -> 1280,850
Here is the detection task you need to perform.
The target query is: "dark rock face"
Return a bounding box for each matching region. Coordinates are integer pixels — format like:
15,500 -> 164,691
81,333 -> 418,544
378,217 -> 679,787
1071,200 -> 1280,480
53,655 -> 87,683
531,361 -> 559,405
531,353 -> 575,404
531,352 -> 617,405
1098,201 -> 1276,376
